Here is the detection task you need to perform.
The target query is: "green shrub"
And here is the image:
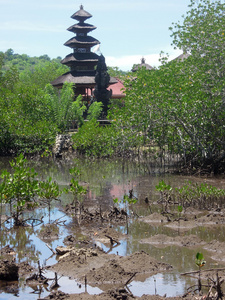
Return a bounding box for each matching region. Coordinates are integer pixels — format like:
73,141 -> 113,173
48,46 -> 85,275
72,119 -> 117,157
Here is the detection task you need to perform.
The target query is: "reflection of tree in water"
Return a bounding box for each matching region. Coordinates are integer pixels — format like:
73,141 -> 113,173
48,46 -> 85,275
71,158 -> 144,209
94,180 -> 114,210
0,226 -> 41,265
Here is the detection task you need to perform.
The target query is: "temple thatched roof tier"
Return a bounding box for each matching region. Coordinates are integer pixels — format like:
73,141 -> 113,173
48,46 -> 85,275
67,22 -> 96,34
61,52 -> 99,65
51,71 -> 117,88
71,5 -> 92,22
51,5 -> 120,103
64,36 -> 100,48
132,57 -> 154,72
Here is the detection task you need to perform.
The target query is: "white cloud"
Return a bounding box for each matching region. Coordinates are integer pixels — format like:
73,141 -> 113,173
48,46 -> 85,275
105,48 -> 182,71
105,54 -> 160,71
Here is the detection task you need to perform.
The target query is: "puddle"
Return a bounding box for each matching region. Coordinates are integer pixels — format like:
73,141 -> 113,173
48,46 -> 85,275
0,156 -> 225,299
0,271 -> 102,300
130,272 -> 193,297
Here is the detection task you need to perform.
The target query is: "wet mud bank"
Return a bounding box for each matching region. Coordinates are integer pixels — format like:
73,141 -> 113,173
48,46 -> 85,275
1,203 -> 225,299
0,156 -> 225,299
41,206 -> 225,299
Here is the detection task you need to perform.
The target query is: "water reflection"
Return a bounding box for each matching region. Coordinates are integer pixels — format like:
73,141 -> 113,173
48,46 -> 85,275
0,156 -> 225,299
130,272 -> 195,297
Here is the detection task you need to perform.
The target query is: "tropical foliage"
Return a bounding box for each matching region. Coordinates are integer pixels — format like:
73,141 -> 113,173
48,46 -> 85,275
99,0 -> 224,172
0,50 -> 75,154
72,119 -> 117,157
44,83 -> 86,132
0,154 -> 63,226
0,0 -> 224,174
1,154 -> 40,225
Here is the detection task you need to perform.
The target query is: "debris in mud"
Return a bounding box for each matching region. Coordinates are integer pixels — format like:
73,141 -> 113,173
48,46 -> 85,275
91,226 -> 125,248
18,261 -> 35,278
0,259 -> 19,281
26,260 -> 48,283
0,245 -> 16,258
56,245 -> 75,255
64,204 -> 128,225
38,223 -> 59,242
40,290 -> 69,300
0,281 -> 19,295
56,247 -> 98,261
50,249 -> 172,292
63,234 -> 76,244
107,287 -> 133,299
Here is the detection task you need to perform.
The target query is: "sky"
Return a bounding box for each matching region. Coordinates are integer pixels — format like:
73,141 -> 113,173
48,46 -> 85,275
0,0 -> 191,71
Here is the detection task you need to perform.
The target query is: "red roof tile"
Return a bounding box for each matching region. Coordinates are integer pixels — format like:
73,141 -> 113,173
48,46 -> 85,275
108,78 -> 125,98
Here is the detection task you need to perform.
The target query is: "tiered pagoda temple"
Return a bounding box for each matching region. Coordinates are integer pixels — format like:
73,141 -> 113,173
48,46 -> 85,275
132,57 -> 154,72
51,5 -> 117,101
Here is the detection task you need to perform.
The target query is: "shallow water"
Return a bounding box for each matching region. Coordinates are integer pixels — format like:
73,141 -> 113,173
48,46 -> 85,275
0,156 -> 224,299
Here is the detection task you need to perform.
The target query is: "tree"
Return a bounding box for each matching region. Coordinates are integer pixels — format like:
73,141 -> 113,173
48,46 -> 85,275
87,101 -> 103,121
0,53 -> 57,154
107,0 -> 225,172
1,154 -> 40,226
44,83 -> 86,132
169,0 -> 225,172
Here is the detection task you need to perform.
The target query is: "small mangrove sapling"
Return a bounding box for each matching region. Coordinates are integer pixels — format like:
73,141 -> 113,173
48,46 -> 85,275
0,154 -> 40,226
39,177 -> 61,224
155,180 -> 172,213
113,194 -> 138,234
195,252 -> 206,292
64,167 -> 87,219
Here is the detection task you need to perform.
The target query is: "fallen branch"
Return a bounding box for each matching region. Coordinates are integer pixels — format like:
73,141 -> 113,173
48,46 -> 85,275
50,272 -> 60,290
22,217 -> 44,227
45,243 -> 56,255
181,267 -> 225,276
105,235 -> 120,246
125,272 -> 137,286
52,214 -> 67,225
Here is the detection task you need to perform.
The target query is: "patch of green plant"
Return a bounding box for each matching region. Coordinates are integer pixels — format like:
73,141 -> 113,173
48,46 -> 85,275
72,119 -> 117,157
113,194 -> 137,206
195,252 -> 206,269
155,180 -> 172,193
195,252 -> 206,292
175,181 -> 225,209
113,193 -> 138,234
1,154 -> 40,225
44,83 -> 86,132
0,154 -> 62,226
87,101 -> 103,121
39,177 -> 61,224
155,180 -> 225,210
64,167 -> 87,209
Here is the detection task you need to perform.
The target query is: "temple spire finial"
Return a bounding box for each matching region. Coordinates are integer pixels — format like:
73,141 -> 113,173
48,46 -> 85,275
80,4 -> 83,10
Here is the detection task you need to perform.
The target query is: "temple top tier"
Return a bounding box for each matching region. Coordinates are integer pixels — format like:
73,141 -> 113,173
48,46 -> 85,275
67,23 -> 96,34
71,5 -> 92,22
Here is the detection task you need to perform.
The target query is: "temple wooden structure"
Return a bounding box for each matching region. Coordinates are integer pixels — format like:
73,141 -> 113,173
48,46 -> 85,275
51,5 -> 118,102
132,57 -> 154,72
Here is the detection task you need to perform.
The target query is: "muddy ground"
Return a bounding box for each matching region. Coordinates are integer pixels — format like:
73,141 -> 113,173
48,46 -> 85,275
1,206 -> 225,299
